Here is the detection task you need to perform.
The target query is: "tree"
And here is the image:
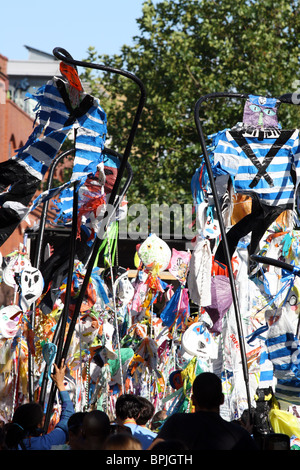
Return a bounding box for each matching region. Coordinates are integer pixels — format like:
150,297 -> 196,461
81,0 -> 300,212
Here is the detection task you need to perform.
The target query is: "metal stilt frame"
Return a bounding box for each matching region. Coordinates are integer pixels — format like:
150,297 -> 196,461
42,47 -> 146,432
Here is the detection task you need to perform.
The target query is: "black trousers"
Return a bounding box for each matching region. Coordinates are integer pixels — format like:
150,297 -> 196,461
0,160 -> 40,246
214,196 -> 286,267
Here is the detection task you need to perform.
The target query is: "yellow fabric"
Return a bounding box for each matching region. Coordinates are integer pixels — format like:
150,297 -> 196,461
269,400 -> 300,439
181,357 -> 197,397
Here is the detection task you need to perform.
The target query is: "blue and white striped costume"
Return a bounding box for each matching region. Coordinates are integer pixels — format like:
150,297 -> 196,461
208,126 -> 300,266
21,76 -> 107,182
211,126 -> 300,210
267,330 -> 300,405
0,75 -> 107,245
263,310 -> 300,405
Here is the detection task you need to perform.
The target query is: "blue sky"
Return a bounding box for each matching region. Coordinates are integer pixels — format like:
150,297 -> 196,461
1,0 -> 149,61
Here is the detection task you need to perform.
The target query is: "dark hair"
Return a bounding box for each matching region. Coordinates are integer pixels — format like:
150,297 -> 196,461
151,439 -> 189,451
82,410 -> 110,440
104,432 -> 142,450
4,402 -> 44,449
136,396 -> 155,425
192,372 -> 223,409
110,422 -> 132,435
151,410 -> 167,430
68,411 -> 87,436
115,394 -> 142,421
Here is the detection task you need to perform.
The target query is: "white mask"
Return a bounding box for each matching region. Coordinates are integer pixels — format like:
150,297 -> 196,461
20,267 -> 44,311
3,255 -> 31,288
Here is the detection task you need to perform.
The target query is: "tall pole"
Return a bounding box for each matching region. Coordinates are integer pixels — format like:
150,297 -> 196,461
42,47 -> 146,432
194,92 -> 252,414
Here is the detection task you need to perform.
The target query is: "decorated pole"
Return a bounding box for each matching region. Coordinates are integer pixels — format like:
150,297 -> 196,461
43,47 -> 146,432
50,46 -> 146,360
194,92 -> 253,417
39,178 -> 79,408
28,148 -> 75,403
194,90 -> 299,419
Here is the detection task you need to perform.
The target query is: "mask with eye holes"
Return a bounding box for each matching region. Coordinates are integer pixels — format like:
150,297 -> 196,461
243,95 -> 280,128
137,233 -> 171,272
20,266 -> 44,311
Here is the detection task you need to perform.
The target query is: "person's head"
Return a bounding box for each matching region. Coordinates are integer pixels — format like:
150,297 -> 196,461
115,394 -> 142,422
151,438 -> 189,451
81,410 -> 111,450
4,402 -> 45,449
103,432 -> 142,450
110,421 -> 133,435
150,409 -> 167,431
67,411 -> 86,450
192,372 -> 224,412
136,396 -> 155,426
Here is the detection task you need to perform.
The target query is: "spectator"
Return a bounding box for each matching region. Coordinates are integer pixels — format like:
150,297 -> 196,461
4,359 -> 74,450
136,396 -> 155,428
109,421 -> 132,435
149,372 -> 259,450
81,410 -> 111,450
67,411 -> 87,450
103,432 -> 142,450
51,411 -> 87,450
150,409 -> 167,432
150,438 -> 189,451
115,394 -> 156,449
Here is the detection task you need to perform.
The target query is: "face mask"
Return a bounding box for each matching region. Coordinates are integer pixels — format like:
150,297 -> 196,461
0,305 -> 22,339
20,266 -> 44,311
3,254 -> 31,288
243,95 -> 279,128
116,275 -> 134,304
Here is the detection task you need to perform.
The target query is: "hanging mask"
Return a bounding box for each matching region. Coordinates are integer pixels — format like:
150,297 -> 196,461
100,320 -> 117,360
115,273 -> 134,304
3,254 -> 31,288
168,249 -> 191,284
76,312 -> 100,345
0,305 -> 22,339
103,266 -> 134,304
243,95 -> 280,128
20,266 -> 44,311
138,233 -> 171,272
181,321 -> 218,359
103,266 -> 126,293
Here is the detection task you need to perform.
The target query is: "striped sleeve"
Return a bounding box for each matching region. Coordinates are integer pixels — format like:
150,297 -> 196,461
71,100 -> 107,181
212,130 -> 241,176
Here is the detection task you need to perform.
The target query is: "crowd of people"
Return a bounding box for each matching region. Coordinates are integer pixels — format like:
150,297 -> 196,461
0,361 -> 266,451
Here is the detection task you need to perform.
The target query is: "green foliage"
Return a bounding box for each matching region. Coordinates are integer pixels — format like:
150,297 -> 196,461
80,0 -> 300,209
